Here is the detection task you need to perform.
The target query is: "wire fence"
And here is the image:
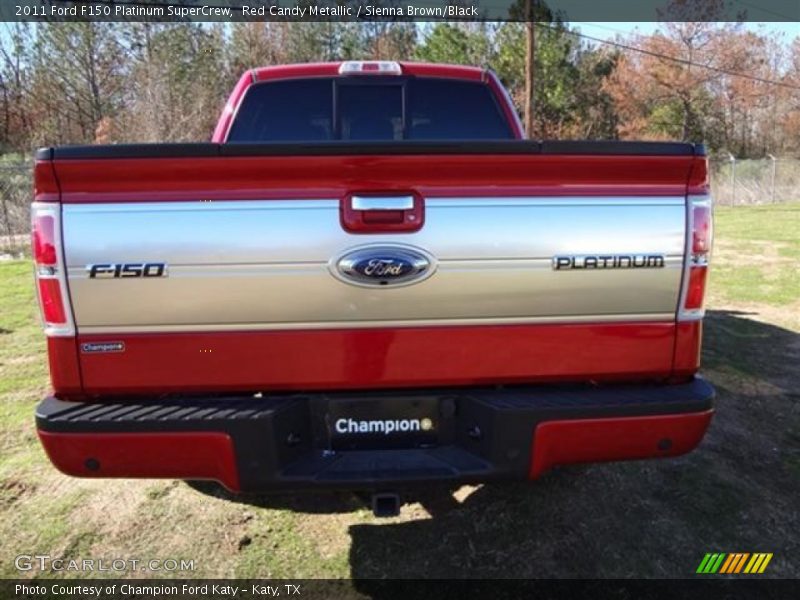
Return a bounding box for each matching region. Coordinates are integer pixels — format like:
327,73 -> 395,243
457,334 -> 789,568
0,161 -> 33,257
2,155 -> 799,256
710,158 -> 800,206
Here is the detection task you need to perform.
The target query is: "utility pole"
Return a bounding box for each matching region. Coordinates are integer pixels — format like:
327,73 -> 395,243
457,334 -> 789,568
767,154 -> 777,203
524,0 -> 535,138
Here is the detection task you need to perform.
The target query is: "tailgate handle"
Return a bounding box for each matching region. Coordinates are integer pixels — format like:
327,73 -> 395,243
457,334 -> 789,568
351,196 -> 415,211
341,192 -> 424,234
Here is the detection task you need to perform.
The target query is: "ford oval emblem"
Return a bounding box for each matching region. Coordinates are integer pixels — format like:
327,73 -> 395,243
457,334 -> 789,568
332,245 -> 436,288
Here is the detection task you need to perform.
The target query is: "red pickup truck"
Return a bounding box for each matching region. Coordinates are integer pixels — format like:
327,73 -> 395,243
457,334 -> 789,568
32,61 -> 714,515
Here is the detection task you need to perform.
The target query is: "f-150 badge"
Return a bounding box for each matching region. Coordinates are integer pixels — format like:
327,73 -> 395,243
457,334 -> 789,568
87,263 -> 167,278
553,254 -> 666,270
332,245 -> 435,288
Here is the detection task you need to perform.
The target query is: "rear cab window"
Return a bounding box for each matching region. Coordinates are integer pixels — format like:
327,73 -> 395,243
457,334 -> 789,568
226,77 -> 514,142
226,79 -> 334,142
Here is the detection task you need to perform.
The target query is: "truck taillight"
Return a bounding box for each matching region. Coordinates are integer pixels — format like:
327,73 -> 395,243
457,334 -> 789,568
32,214 -> 57,265
31,203 -> 74,335
37,278 -> 67,323
692,203 -> 712,254
684,265 -> 708,310
680,196 -> 713,318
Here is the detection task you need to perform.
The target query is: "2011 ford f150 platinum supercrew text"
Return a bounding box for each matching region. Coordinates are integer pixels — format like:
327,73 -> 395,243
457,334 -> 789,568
31,61 -> 714,513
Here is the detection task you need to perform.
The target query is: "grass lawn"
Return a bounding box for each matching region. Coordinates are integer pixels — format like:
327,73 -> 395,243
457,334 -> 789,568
710,204 -> 800,307
0,203 -> 798,580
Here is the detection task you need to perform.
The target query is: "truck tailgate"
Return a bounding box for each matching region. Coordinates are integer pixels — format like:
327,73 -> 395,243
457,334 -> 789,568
41,142 -> 707,395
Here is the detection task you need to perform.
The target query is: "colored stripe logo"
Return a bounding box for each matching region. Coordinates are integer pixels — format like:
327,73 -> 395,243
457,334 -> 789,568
696,553 -> 773,574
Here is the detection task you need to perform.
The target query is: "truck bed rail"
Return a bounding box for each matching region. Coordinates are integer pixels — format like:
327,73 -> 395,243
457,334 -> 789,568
37,140 -> 706,161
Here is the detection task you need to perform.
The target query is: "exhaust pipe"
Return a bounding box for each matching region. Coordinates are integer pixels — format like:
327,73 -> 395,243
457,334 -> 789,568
371,492 -> 400,518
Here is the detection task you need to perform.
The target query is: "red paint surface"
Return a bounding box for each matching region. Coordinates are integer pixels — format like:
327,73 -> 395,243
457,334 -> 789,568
672,321 -> 703,379
687,156 -> 710,196
211,70 -> 253,144
38,431 -> 241,491
485,69 -> 526,139
252,61 -> 488,83
529,409 -> 714,478
34,160 -> 60,203
75,322 -> 677,396
49,154 -> 698,204
47,337 -> 83,397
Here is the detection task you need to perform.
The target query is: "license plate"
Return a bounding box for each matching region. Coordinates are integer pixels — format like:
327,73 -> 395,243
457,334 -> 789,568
327,396 -> 439,450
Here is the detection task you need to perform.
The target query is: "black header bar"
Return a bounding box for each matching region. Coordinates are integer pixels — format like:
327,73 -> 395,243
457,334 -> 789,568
4,0 -> 799,23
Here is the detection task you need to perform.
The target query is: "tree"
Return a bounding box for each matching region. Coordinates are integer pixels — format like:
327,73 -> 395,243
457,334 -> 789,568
495,22 -> 582,139
28,23 -> 126,145
120,23 -> 228,142
414,24 -> 474,65
358,22 -> 416,60
571,46 -> 619,139
602,23 -> 799,155
603,24 -> 734,144
0,23 -> 34,152
783,38 -> 800,154
0,21 -> 797,156
227,23 -> 286,75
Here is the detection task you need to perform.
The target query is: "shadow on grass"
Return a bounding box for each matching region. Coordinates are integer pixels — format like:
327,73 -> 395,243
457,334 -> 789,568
185,480 -> 465,517
188,310 -> 799,579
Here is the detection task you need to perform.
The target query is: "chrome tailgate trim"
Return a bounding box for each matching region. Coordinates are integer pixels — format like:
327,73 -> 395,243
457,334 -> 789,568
63,197 -> 686,332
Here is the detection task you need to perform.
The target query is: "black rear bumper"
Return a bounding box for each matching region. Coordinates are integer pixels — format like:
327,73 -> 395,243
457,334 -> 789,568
36,378 -> 714,492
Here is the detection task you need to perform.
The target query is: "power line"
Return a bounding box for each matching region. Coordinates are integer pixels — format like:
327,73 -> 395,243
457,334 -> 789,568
545,23 -> 800,91
731,0 -> 798,22
572,22 -> 636,37
44,1 -> 800,91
